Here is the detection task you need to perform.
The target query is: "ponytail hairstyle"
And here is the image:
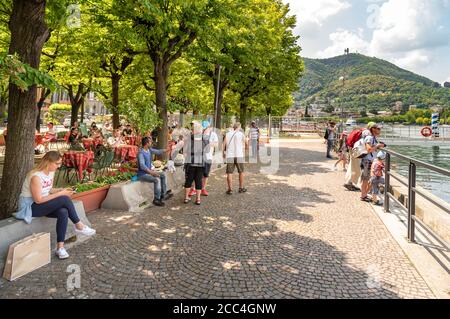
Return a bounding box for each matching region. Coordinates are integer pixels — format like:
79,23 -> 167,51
28,151 -> 61,176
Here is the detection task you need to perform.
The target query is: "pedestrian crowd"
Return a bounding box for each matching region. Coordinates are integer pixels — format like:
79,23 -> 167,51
324,121 -> 387,206
12,119 -> 261,260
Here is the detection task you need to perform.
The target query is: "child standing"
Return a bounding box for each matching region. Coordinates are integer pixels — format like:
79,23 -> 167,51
333,131 -> 348,171
370,151 -> 386,206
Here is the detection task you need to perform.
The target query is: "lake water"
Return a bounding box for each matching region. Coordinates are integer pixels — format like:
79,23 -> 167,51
388,144 -> 450,203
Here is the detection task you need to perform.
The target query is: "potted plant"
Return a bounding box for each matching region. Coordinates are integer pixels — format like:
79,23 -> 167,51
71,182 -> 110,213
118,162 -> 138,173
72,172 -> 136,213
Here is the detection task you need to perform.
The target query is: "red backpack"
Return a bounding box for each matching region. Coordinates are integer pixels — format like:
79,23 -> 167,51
346,128 -> 364,148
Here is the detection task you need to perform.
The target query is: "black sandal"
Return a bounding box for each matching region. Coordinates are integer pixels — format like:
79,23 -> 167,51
184,198 -> 191,204
195,199 -> 201,205
226,189 -> 233,195
238,188 -> 247,193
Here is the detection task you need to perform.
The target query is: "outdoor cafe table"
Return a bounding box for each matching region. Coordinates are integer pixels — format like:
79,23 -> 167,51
82,138 -> 102,150
124,136 -> 137,146
114,145 -> 138,162
34,134 -> 44,148
63,150 -> 94,181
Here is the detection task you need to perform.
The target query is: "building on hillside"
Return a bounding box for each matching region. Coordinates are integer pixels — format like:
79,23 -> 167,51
285,108 -> 304,117
392,101 -> 403,112
38,89 -> 107,115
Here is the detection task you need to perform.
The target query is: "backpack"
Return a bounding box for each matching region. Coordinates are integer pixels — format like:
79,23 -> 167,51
346,128 -> 364,148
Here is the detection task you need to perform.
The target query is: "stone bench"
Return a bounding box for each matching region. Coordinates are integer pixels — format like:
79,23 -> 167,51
101,167 -> 186,212
0,200 -> 91,270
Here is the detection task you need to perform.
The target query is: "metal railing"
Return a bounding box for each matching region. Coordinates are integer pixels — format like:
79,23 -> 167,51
384,150 -> 450,248
381,125 -> 450,140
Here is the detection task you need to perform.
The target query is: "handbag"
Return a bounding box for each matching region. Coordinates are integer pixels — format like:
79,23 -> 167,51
352,139 -> 368,159
174,153 -> 185,166
3,232 -> 51,281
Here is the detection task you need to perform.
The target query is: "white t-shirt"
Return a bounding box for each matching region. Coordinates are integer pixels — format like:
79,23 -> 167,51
205,131 -> 219,161
225,130 -> 245,158
20,171 -> 55,198
363,135 -> 378,161
361,129 -> 371,139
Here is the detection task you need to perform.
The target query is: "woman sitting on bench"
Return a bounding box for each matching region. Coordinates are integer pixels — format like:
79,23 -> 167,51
14,151 -> 96,259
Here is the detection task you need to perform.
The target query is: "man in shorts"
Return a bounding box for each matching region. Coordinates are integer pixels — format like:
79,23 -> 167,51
223,122 -> 247,195
360,123 -> 385,201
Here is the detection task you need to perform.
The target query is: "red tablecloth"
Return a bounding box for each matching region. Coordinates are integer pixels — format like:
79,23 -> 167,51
82,138 -> 103,150
114,145 -> 138,162
63,151 -> 94,180
35,134 -> 44,147
124,136 -> 137,146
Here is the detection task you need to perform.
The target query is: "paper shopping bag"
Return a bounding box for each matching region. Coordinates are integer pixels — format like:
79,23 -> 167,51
3,232 -> 51,281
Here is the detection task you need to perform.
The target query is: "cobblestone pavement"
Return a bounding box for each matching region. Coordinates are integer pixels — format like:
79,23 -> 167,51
0,139 -> 435,299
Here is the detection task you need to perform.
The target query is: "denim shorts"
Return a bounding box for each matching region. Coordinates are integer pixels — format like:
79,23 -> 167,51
370,176 -> 385,195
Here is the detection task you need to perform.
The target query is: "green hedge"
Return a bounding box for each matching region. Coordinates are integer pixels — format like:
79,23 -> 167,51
45,103 -> 71,125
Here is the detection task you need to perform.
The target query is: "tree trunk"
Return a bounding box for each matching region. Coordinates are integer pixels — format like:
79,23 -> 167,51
111,74 -> 120,129
213,71 -> 227,130
154,60 -> 169,152
36,88 -> 50,132
80,100 -> 84,123
0,97 -> 6,117
239,98 -> 248,128
179,111 -> 185,128
0,0 -> 49,219
71,103 -> 80,126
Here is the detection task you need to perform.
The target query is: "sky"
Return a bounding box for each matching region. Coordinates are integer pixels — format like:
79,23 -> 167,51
283,0 -> 450,84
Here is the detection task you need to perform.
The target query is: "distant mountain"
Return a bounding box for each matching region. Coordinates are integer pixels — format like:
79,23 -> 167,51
295,53 -> 450,111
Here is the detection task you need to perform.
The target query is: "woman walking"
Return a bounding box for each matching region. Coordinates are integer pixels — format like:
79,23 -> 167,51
183,121 -> 209,205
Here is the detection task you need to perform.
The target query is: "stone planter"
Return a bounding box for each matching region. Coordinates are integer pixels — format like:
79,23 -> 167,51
71,185 -> 110,213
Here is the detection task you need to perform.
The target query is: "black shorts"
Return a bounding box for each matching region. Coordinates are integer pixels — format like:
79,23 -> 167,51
184,165 -> 203,190
203,162 -> 212,178
226,158 -> 244,174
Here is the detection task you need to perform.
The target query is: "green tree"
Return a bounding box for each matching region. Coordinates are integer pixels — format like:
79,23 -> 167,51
0,0 -> 64,218
113,0 -> 222,149
228,0 -> 303,126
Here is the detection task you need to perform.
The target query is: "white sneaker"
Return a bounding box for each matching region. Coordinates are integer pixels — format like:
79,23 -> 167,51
55,247 -> 69,259
74,225 -> 96,237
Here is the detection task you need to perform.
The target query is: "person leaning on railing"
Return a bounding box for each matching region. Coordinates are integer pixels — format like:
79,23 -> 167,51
13,151 -> 96,259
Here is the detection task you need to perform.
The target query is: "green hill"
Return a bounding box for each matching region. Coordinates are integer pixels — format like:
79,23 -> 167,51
296,53 -> 450,111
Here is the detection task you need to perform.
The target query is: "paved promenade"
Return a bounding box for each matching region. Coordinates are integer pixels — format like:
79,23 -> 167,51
0,139 -> 435,299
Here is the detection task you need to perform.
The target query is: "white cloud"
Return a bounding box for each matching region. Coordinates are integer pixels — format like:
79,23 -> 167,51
369,0 -> 450,55
315,0 -> 450,74
317,29 -> 370,58
285,0 -> 351,28
392,50 -> 432,70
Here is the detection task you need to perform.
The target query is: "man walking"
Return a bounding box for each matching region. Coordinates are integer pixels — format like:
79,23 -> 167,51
248,121 -> 260,161
223,122 -> 247,195
137,137 -> 173,207
324,122 -> 336,159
